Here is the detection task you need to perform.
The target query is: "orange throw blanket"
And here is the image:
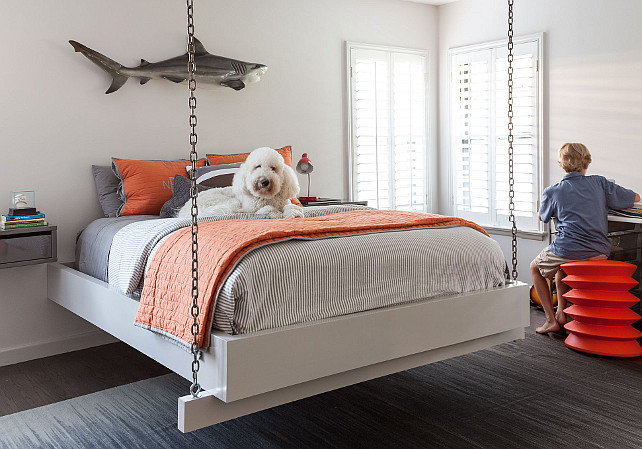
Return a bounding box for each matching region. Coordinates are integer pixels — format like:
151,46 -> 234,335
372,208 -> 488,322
134,210 -> 488,347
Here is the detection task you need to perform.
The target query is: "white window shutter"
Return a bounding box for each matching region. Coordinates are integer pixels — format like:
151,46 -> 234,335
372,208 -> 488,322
494,42 -> 539,231
353,52 -> 390,209
452,52 -> 491,223
450,37 -> 541,232
350,45 -> 428,212
393,53 -> 427,211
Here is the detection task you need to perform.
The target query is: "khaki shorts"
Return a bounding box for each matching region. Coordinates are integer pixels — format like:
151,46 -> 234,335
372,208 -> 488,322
533,247 -> 607,279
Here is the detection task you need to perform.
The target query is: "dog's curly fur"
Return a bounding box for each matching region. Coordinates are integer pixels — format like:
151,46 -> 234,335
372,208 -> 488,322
177,147 -> 304,219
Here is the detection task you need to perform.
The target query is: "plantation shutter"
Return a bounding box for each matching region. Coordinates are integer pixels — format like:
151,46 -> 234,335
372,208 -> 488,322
451,38 -> 541,232
351,48 -> 391,209
452,51 -> 491,225
393,53 -> 427,211
495,43 -> 538,231
349,45 -> 428,211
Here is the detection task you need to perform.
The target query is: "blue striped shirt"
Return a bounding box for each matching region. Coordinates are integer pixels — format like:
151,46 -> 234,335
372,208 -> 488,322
539,172 -> 636,259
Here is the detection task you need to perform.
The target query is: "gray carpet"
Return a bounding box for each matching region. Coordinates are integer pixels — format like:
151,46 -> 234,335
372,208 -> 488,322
1,316 -> 641,449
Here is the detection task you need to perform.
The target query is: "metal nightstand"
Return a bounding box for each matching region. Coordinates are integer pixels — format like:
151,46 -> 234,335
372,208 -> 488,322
0,225 -> 57,268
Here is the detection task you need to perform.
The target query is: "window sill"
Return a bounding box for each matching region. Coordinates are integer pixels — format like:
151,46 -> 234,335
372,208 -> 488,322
483,226 -> 547,241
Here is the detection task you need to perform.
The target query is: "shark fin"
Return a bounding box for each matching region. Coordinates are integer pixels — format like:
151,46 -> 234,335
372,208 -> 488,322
193,37 -> 209,56
139,60 -> 151,85
106,74 -> 128,94
163,76 -> 185,83
221,79 -> 245,91
69,40 -> 128,94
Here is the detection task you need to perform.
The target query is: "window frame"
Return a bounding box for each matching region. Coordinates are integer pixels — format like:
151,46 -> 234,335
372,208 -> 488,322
346,41 -> 430,211
447,33 -> 544,234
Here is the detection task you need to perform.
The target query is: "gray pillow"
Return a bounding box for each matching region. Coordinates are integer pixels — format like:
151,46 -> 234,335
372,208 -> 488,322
91,165 -> 123,217
159,175 -> 212,218
191,163 -> 241,188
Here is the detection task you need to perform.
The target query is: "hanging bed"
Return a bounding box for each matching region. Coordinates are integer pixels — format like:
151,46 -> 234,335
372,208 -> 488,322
48,204 -> 529,432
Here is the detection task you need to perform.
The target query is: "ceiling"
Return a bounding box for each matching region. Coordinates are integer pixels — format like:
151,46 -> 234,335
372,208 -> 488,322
402,0 -> 459,5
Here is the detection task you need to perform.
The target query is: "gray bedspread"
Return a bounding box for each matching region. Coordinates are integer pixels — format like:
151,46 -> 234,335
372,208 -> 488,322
75,206 -> 375,286
76,206 -> 506,340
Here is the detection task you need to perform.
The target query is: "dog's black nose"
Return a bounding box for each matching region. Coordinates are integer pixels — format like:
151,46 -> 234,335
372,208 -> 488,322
260,178 -> 270,187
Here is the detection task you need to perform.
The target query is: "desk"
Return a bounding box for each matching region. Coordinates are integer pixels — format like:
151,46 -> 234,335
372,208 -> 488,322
607,215 -> 642,267
608,215 -> 642,225
607,216 -> 642,308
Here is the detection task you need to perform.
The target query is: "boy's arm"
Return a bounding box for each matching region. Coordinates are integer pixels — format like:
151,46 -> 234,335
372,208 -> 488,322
605,178 -> 638,209
538,189 -> 554,223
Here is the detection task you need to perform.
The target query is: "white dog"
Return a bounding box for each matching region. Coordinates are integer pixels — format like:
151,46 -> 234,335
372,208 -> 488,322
177,147 -> 304,219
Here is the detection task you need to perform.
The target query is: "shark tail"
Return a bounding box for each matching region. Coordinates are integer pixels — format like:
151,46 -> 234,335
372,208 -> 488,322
69,40 -> 129,94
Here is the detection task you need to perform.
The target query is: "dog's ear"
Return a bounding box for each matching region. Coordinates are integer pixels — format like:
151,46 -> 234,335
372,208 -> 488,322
232,161 -> 251,195
277,165 -> 300,201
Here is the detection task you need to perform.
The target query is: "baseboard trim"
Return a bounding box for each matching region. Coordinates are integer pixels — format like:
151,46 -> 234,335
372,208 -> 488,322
0,330 -> 118,367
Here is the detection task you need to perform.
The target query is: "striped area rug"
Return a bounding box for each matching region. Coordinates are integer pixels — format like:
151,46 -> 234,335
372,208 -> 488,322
1,317 -> 641,448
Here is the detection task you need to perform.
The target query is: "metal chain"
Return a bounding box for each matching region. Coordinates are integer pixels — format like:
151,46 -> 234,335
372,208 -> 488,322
507,0 -> 518,281
186,0 -> 201,398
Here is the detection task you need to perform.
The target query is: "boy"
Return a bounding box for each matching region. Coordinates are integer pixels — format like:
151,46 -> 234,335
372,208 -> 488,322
530,143 -> 640,334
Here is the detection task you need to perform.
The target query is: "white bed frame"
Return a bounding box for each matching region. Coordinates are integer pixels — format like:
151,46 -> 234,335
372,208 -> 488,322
47,261 -> 529,433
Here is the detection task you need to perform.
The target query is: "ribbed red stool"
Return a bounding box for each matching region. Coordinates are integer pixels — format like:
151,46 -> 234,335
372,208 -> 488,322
561,260 -> 642,357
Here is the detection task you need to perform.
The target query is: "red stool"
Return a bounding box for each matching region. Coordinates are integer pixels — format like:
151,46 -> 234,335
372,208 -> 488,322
561,260 -> 642,357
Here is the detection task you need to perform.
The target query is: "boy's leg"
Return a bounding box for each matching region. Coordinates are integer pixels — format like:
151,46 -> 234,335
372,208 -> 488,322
530,260 -> 560,334
555,268 -> 570,326
553,254 -> 607,327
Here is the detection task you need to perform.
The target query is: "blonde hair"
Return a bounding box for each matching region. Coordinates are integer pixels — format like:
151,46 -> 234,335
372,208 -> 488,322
558,143 -> 591,173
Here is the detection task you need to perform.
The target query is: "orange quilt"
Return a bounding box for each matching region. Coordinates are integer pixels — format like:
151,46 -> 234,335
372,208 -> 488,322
134,210 -> 488,347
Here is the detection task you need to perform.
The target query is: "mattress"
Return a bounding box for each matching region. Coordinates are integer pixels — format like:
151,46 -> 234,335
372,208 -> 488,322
76,206 -> 506,335
76,215 -> 158,282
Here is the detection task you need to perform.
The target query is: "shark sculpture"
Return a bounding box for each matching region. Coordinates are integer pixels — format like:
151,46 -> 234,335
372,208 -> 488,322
69,38 -> 267,94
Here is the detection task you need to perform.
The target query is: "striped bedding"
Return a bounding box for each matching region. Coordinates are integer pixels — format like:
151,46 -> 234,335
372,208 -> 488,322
79,205 -> 506,337
212,225 -> 506,335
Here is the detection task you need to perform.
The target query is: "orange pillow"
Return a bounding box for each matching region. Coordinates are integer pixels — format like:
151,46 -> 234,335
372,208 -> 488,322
207,146 -> 292,167
112,158 -> 206,216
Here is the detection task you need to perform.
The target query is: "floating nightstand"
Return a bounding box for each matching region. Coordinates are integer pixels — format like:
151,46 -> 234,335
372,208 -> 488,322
0,225 -> 57,269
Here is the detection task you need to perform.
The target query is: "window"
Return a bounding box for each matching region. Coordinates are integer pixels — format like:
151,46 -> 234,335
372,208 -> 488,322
347,43 -> 428,212
449,34 -> 542,232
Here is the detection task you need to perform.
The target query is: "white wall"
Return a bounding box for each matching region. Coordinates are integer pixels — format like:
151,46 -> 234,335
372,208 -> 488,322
0,0 -> 437,365
438,0 -> 642,283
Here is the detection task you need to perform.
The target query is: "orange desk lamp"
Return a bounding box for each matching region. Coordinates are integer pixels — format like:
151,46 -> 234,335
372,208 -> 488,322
296,153 -> 318,201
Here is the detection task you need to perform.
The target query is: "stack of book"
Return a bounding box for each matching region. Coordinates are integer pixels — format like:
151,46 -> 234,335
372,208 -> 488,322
609,201 -> 642,219
1,211 -> 48,230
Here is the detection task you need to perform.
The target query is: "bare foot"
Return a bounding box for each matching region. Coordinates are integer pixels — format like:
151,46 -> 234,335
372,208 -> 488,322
555,311 -> 567,327
536,320 -> 561,334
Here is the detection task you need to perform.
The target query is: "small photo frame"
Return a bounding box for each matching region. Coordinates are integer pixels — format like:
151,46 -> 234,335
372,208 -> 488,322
11,190 -> 35,209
